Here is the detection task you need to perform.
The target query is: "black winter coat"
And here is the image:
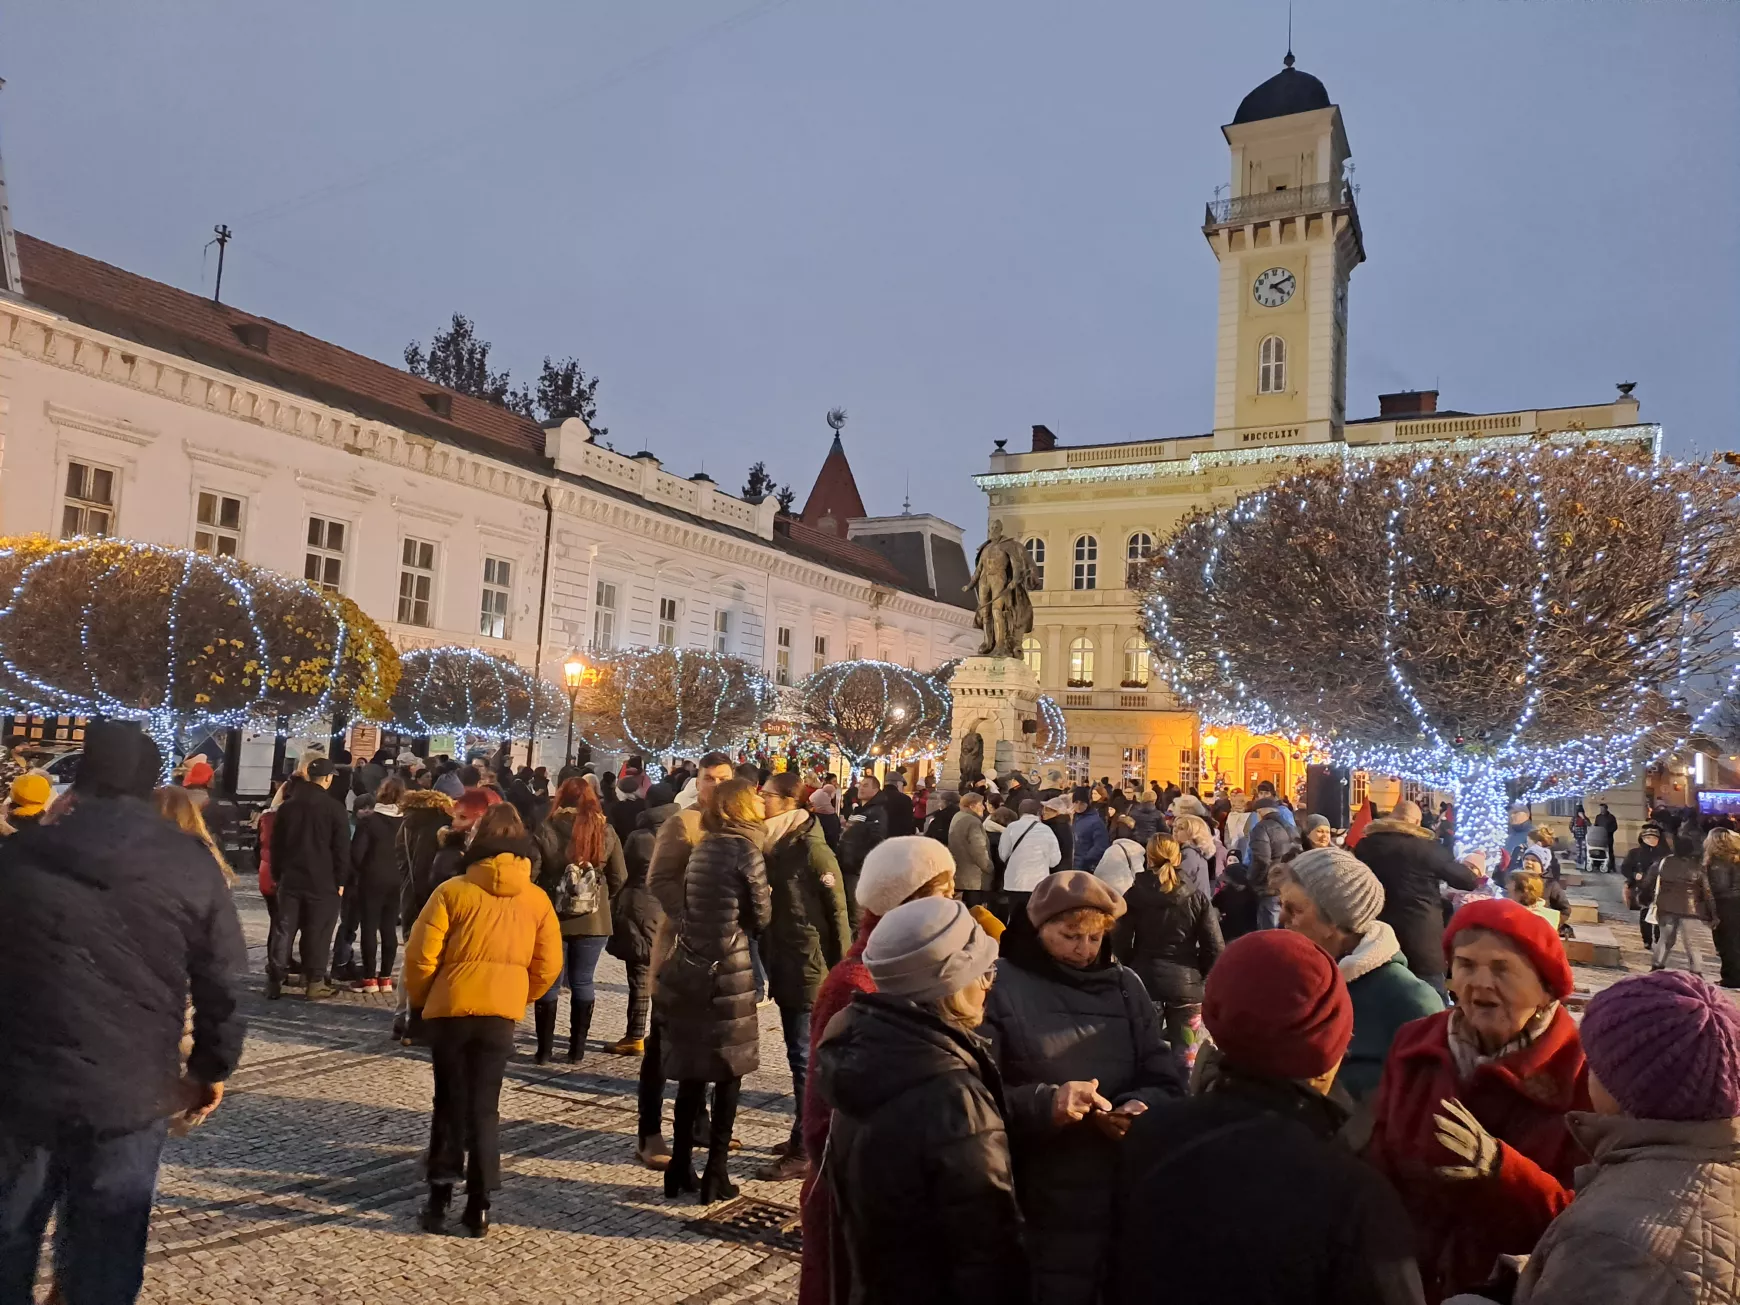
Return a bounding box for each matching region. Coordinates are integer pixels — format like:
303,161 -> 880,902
981,934 -> 1187,1305
759,813 -> 851,1009
1620,828 -> 1668,906
815,993 -> 1030,1305
923,800 -> 958,846
0,798 -> 248,1140
349,808 -> 404,892
608,794 -> 646,846
614,801 -> 675,966
271,784 -> 352,897
1107,1072 -> 1425,1305
396,791 -> 453,929
1112,871 -> 1224,1005
1356,820 -> 1478,981
654,829 -> 771,1081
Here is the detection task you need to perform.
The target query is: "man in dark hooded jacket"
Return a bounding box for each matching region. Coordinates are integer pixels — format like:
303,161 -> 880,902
1355,799 -> 1477,996
268,758 -> 352,998
0,721 -> 246,1304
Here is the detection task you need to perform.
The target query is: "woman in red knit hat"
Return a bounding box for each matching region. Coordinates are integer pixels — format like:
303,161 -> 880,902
1366,898 -> 1590,1303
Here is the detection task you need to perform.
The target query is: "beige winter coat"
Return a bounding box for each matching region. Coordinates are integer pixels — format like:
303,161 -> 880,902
1514,1112 -> 1740,1305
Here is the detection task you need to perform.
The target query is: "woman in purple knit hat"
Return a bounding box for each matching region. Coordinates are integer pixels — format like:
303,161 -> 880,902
1492,970 -> 1740,1304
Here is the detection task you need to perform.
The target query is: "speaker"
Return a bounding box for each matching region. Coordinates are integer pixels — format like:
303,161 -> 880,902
1306,764 -> 1350,828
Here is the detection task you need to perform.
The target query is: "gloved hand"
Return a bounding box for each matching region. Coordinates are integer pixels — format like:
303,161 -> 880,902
1433,1098 -> 1501,1180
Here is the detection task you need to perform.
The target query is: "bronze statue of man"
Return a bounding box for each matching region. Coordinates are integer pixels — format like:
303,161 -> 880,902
966,520 -> 1036,657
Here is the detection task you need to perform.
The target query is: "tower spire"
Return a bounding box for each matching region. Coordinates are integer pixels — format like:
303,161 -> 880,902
1286,2 -> 1294,67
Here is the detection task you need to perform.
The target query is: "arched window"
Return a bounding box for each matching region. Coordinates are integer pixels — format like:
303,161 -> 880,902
1122,636 -> 1150,687
1072,535 -> 1098,590
1024,537 -> 1046,590
1020,635 -> 1042,679
1258,335 -> 1287,394
1125,532 -> 1153,587
1068,636 -> 1095,687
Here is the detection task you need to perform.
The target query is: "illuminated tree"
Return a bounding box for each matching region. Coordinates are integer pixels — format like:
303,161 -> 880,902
1035,693 -> 1068,763
382,646 -> 566,747
575,647 -> 772,757
799,660 -> 952,769
1142,442 -> 1740,853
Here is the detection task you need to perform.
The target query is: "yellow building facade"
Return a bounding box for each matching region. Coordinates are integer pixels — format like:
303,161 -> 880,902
975,56 -> 1656,802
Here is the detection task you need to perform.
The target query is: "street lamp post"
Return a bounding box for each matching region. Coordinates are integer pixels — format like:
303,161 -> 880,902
563,655 -> 586,767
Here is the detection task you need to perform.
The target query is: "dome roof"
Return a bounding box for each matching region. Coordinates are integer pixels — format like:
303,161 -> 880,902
1233,54 -> 1331,125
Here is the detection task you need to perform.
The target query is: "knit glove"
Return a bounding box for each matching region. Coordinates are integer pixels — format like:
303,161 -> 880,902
1433,1098 -> 1501,1181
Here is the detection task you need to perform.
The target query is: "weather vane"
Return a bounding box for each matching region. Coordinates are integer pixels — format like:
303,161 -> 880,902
826,408 -> 847,434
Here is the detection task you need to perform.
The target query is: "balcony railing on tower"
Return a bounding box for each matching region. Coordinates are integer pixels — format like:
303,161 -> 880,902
1203,180 -> 1355,229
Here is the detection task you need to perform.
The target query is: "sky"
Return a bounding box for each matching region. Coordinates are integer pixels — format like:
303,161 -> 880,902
5,1 -> 1736,548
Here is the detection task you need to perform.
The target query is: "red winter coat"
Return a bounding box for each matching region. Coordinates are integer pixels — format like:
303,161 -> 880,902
798,911 -> 879,1305
1366,1006 -> 1590,1303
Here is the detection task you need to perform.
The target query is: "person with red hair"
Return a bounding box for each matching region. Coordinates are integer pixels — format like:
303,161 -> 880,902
532,777 -> 626,1065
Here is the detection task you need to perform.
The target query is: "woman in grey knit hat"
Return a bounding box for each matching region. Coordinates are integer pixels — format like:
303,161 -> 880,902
1276,846 -> 1443,1101
812,898 -> 1026,1305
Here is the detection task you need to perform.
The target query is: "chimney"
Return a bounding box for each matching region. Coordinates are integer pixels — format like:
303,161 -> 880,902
1378,390 -> 1439,418
1031,423 -> 1058,452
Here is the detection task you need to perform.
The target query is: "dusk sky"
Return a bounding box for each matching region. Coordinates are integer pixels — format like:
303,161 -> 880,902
7,1 -> 1735,543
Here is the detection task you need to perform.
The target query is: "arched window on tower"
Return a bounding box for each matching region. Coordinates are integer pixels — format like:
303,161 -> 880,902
1258,335 -> 1287,394
1021,635 -> 1042,679
1073,535 -> 1098,590
1024,537 -> 1046,590
1125,532 -> 1153,587
1068,636 -> 1095,687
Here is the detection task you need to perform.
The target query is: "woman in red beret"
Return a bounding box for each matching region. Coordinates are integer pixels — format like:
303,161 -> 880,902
1366,898 -> 1590,1303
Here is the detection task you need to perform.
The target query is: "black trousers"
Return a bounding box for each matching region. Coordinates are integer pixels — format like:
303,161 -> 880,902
267,888 -> 339,983
356,877 -> 400,979
331,889 -> 362,974
671,1078 -> 740,1179
637,1021 -> 666,1140
426,1015 -> 515,1194
1639,907 -> 1658,951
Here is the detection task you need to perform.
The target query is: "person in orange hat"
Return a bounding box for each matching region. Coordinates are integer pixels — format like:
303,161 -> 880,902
5,772 -> 52,833
1366,897 -> 1590,1303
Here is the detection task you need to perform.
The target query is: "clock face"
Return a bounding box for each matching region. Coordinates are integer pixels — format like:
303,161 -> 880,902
1252,266 -> 1296,308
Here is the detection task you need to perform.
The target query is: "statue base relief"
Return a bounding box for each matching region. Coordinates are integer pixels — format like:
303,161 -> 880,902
942,656 -> 1041,790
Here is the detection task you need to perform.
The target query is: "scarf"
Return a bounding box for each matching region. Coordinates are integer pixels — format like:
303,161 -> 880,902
1337,920 -> 1402,983
1447,1001 -> 1560,1081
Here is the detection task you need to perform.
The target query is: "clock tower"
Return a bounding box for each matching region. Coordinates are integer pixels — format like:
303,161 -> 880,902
1205,53 -> 1364,450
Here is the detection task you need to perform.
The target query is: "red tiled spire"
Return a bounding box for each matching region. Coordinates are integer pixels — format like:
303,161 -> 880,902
799,433 -> 867,535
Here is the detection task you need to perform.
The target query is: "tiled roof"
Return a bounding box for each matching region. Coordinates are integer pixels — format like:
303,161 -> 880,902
774,517 -> 910,588
14,233 -> 547,461
799,433 -> 867,528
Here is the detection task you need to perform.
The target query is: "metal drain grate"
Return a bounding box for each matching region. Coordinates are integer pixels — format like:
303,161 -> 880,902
686,1196 -> 802,1253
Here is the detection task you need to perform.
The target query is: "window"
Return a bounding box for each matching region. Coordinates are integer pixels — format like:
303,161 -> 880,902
1122,636 -> 1150,687
1020,635 -> 1042,679
1125,533 -> 1153,587
1068,636 -> 1095,687
1072,535 -> 1098,590
479,557 -> 512,638
1122,747 -> 1147,788
714,608 -> 730,653
1258,334 -> 1287,394
195,491 -> 244,557
1350,770 -> 1370,811
1024,537 -> 1046,590
813,634 -> 828,674
396,538 -> 436,625
776,626 -> 793,685
592,580 -> 617,650
1179,748 -> 1202,792
304,516 -> 346,594
1066,744 -> 1091,787
849,642 -> 862,660
62,461 -> 116,538
657,597 -> 679,647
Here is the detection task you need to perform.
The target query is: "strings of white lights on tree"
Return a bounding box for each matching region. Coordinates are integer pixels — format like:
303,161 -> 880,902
574,646 -> 772,759
797,659 -> 952,769
1141,442 -> 1740,854
381,646 -> 566,748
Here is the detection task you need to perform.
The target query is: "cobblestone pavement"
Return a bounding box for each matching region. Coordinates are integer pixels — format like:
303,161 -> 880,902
138,884 -> 806,1305
119,867 -> 1726,1303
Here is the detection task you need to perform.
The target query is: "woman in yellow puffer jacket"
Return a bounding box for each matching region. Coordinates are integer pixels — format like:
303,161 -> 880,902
405,803 -> 561,1237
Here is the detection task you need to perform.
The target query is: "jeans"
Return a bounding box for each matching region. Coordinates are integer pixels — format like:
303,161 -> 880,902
777,1004 -> 812,1142
0,1120 -> 168,1305
534,934 -> 609,1011
426,1015 -> 515,1194
1654,915 -> 1704,974
267,888 -> 340,983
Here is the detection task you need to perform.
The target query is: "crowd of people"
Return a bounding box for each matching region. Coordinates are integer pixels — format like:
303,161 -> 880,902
3,728 -> 1739,1305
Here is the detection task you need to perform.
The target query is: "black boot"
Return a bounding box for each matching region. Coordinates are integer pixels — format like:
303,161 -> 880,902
698,1078 -> 741,1204
459,1190 -> 489,1238
567,999 -> 595,1064
419,1183 -> 453,1233
534,1002 -> 556,1066
666,1083 -> 701,1199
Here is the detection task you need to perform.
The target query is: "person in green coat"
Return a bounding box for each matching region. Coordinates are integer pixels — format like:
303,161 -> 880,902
756,769 -> 851,1180
1276,845 -> 1443,1102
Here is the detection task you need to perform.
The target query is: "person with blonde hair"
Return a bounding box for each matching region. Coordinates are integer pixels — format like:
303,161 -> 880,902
1507,867 -> 1561,931
1114,835 -> 1223,1073
154,784 -> 233,883
1168,812 -> 1221,899
1705,827 -> 1740,988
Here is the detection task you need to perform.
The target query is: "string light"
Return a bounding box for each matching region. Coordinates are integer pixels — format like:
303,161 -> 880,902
575,646 -> 772,760
383,646 -> 567,750
1035,693 -> 1068,762
797,659 -> 952,769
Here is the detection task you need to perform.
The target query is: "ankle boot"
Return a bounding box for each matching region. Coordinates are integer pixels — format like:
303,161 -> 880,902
459,1191 -> 489,1238
567,999 -> 595,1063
419,1182 -> 453,1233
666,1089 -> 701,1199
698,1155 -> 738,1204
534,1002 -> 556,1065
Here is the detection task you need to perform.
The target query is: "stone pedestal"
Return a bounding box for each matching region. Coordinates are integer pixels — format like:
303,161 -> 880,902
943,656 -> 1041,789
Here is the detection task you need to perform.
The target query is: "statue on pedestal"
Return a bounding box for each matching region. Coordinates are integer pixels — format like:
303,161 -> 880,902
958,728 -> 985,785
966,520 -> 1036,658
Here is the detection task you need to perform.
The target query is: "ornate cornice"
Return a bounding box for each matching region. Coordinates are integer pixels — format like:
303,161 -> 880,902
45,400 -> 158,446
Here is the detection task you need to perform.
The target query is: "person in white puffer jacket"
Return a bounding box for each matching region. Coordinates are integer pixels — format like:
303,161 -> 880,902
998,797 -> 1062,921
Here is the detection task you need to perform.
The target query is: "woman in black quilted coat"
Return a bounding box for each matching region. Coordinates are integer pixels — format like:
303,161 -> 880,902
654,778 -> 771,1202
1111,834 -> 1224,1072
981,871 -> 1185,1305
